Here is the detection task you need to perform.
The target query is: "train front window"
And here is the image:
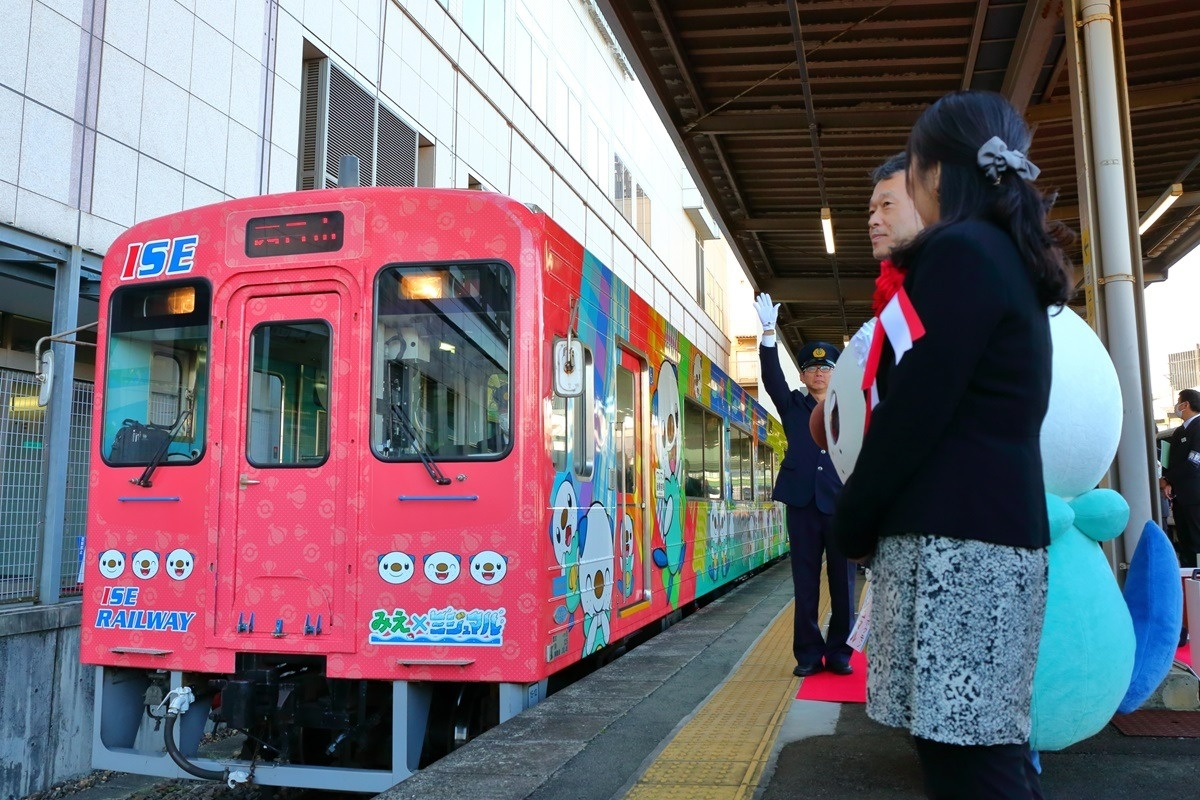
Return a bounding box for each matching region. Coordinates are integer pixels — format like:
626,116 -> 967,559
373,262 -> 513,460
102,280 -> 210,466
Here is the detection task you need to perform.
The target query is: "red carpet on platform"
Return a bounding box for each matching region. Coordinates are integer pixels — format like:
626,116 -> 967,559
795,648 -> 868,703
1178,642 -> 1193,667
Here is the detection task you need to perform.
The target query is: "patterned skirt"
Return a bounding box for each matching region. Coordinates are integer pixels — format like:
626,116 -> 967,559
866,533 -> 1048,746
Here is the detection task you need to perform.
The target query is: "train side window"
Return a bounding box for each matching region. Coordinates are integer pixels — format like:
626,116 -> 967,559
730,425 -> 753,501
549,344 -> 594,478
246,321 -> 331,466
755,440 -> 774,501
683,399 -> 723,500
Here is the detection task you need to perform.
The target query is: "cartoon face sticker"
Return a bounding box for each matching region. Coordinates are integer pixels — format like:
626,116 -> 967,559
423,551 -> 461,584
470,550 -> 508,585
97,549 -> 125,579
165,549 -> 194,581
550,476 -> 579,567
131,549 -> 160,580
378,551 -> 416,585
654,361 -> 681,479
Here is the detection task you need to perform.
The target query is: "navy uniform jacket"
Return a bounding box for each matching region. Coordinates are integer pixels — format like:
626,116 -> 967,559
1164,419 -> 1200,506
759,343 -> 842,514
832,219 -> 1052,560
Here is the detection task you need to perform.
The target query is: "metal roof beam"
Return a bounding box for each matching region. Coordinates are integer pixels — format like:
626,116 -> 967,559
760,276 -> 875,303
1001,0 -> 1063,112
1026,79 -> 1200,123
686,107 -> 923,135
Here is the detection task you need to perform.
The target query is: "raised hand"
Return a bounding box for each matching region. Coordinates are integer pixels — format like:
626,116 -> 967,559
754,293 -> 780,330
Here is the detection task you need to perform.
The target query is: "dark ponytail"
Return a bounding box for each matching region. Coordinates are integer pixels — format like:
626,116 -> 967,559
892,91 -> 1073,308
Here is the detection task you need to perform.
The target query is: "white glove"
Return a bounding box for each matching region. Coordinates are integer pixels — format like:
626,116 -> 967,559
754,293 -> 779,347
754,293 -> 779,329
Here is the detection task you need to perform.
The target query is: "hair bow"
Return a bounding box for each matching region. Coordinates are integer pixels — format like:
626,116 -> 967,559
976,136 -> 1040,184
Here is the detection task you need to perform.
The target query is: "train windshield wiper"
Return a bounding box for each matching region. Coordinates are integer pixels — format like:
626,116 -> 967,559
390,402 -> 451,486
132,395 -> 194,488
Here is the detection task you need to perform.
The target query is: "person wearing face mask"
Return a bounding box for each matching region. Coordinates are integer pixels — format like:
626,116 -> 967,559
832,90 -> 1074,799
755,296 -> 854,678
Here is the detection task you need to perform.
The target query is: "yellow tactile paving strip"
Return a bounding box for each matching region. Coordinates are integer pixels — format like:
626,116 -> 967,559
623,582 -> 833,800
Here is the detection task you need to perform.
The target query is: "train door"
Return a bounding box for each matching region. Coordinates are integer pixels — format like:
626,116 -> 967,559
216,287 -> 350,651
614,346 -> 650,612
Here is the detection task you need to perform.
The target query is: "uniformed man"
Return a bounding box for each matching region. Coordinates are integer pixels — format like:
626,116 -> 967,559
756,296 -> 854,677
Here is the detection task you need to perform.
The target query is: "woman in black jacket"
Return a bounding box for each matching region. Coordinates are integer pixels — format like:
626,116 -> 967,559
832,90 -> 1073,799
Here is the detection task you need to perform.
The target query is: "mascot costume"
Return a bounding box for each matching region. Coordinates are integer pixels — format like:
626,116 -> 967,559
824,308 -> 1182,754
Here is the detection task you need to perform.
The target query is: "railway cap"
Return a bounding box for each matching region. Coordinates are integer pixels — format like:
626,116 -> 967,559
798,341 -> 840,369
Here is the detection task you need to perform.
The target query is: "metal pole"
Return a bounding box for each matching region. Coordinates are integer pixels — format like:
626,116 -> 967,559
38,245 -> 83,603
1077,0 -> 1154,557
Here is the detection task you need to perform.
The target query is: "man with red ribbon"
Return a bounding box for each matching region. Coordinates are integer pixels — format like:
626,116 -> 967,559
863,154 -> 925,429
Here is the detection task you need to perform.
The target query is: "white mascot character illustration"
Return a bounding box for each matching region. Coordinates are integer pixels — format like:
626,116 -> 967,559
652,361 -> 685,607
580,502 -> 614,655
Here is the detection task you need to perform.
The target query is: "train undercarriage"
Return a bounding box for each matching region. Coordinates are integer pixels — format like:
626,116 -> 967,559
91,654 -> 534,793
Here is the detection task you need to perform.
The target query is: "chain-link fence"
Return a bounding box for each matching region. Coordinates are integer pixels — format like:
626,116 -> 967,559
0,369 -> 93,603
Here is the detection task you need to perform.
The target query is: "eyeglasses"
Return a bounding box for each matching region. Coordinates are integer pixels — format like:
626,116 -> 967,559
803,365 -> 832,374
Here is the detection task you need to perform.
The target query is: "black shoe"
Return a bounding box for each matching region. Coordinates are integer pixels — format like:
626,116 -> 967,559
793,662 -> 823,677
1180,629 -> 1190,649
826,659 -> 854,676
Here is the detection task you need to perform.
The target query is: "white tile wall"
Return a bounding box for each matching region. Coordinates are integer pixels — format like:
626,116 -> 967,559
18,102 -> 74,203
90,134 -> 138,225
232,0 -> 265,56
302,0 -> 333,50
139,71 -> 188,170
146,0 -> 195,90
16,187 -> 77,240
0,180 -> 16,225
0,0 -> 32,92
134,154 -> 184,220
196,0 -> 236,41
184,96 -> 229,189
0,88 -> 21,184
103,0 -> 149,61
40,0 -> 82,26
273,11 -> 304,90
190,20 -> 233,114
224,120 -> 260,198
270,79 -> 301,158
229,47 -> 264,133
26,3 -> 81,116
77,212 -> 123,254
95,45 -> 144,146
183,175 -> 224,209
330,1 -> 355,61
266,143 -> 297,194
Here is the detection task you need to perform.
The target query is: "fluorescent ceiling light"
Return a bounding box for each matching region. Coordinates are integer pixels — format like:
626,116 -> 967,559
1138,183 -> 1183,235
821,207 -> 835,254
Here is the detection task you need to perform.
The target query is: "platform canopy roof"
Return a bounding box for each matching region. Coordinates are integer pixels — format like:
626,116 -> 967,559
597,0 -> 1200,354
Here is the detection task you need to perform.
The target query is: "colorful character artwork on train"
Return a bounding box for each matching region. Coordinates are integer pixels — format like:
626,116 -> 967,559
651,360 -> 685,608
580,501 -> 615,654
549,474 -> 582,627
617,512 -> 636,599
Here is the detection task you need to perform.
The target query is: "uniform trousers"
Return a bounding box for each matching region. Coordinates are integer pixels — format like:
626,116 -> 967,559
1174,500 -> 1200,568
786,503 -> 854,668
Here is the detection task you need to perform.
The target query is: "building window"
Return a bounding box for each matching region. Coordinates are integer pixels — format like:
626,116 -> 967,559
462,0 -> 506,62
636,184 -> 651,242
614,155 -> 633,224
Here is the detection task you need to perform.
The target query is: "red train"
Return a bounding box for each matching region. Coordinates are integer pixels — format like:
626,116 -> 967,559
80,187 -> 787,791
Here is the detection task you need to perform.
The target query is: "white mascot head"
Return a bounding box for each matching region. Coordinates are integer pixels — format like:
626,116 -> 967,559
1039,309 -> 1123,498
